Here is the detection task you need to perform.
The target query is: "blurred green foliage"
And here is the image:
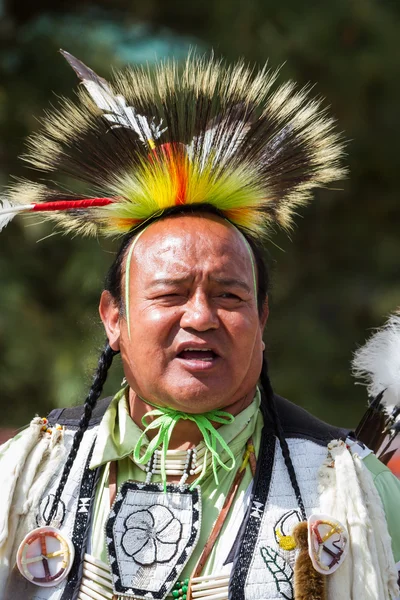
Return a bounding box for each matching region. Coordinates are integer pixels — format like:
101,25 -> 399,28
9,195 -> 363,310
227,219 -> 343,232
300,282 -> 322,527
1,0 -> 400,428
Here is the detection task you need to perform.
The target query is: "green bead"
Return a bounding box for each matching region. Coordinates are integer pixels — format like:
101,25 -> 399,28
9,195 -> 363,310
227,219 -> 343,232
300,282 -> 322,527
172,590 -> 180,598
182,595 -> 187,600
182,585 -> 188,593
184,579 -> 189,584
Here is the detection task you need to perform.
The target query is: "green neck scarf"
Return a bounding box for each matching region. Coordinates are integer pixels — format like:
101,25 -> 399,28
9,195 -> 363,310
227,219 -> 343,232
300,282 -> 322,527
133,402 -> 237,490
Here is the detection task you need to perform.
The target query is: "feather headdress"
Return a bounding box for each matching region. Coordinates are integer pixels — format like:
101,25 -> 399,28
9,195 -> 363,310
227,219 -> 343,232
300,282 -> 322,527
352,312 -> 400,463
0,51 -> 346,239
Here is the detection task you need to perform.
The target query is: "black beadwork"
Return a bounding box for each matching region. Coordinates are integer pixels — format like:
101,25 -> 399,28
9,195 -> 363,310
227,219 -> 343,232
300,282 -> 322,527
60,441 -> 100,600
106,482 -> 201,599
229,430 -> 276,599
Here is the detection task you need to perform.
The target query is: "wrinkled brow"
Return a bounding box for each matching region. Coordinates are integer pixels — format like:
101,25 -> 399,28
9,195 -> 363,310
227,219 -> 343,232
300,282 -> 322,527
148,276 -> 252,294
211,277 -> 252,294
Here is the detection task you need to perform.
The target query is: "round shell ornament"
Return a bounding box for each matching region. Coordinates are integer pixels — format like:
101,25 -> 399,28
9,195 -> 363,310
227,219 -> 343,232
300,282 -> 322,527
16,526 -> 74,587
307,514 -> 349,575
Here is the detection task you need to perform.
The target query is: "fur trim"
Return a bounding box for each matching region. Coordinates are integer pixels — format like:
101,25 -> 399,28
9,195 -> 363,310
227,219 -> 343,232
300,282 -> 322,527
0,417 -> 44,548
0,424 -> 67,596
352,453 -> 399,599
293,521 -> 326,600
319,440 -> 399,600
20,427 -> 66,534
318,450 -> 353,600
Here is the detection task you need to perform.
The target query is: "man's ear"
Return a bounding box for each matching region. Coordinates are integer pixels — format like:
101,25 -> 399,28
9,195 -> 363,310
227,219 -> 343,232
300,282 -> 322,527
260,295 -> 269,330
99,290 -> 121,351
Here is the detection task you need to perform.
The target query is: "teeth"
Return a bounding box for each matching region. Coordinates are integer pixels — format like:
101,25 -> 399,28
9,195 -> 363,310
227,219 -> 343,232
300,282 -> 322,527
179,348 -> 216,361
185,348 -> 213,352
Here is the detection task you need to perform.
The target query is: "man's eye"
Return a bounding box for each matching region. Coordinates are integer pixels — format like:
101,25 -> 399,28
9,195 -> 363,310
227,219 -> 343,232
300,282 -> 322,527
157,293 -> 184,300
219,293 -> 241,299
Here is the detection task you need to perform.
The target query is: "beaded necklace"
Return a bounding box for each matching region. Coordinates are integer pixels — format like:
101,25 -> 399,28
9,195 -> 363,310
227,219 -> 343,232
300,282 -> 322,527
139,444 -> 211,488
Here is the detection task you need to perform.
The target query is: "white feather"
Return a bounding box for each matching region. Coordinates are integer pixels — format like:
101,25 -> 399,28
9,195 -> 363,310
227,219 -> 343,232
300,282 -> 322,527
187,118 -> 250,170
0,198 -> 33,232
352,312 -> 400,413
84,81 -> 167,144
0,198 -> 16,232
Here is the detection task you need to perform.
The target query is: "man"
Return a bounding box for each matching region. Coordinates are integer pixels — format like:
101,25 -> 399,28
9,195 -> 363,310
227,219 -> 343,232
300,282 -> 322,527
0,51 -> 399,600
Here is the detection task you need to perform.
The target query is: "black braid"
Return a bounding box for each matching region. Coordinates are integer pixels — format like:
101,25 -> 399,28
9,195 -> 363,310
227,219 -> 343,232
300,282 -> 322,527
260,357 -> 307,521
46,342 -> 118,526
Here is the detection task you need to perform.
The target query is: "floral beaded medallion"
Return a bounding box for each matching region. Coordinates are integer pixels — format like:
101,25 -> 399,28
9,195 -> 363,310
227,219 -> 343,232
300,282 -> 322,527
106,482 -> 201,599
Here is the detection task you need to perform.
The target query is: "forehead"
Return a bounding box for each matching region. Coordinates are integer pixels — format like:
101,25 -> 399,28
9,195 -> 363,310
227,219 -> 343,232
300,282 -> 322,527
128,214 -> 254,281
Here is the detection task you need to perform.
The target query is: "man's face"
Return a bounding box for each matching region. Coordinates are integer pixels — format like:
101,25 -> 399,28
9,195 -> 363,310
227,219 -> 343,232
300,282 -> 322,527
101,214 -> 267,413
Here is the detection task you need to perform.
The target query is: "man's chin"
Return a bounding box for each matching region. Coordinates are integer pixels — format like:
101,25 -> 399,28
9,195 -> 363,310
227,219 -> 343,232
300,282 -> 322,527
159,378 -> 231,414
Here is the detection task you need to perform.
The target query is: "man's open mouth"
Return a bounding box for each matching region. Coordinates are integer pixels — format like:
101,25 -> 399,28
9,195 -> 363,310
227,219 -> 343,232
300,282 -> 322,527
177,348 -> 218,362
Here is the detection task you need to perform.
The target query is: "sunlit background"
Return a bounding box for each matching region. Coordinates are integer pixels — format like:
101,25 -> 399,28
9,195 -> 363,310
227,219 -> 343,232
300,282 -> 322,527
0,0 -> 399,474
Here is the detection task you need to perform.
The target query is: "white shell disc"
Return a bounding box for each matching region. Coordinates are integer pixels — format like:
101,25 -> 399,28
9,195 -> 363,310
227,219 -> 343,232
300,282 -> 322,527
16,526 -> 75,587
307,513 -> 349,575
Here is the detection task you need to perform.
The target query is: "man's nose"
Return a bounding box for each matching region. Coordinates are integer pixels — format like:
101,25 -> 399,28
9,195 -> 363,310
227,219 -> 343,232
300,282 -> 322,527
180,293 -> 219,331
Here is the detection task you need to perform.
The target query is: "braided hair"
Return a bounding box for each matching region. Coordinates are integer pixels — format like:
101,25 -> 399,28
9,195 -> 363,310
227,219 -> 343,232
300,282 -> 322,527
259,358 -> 307,520
47,206 -> 306,523
46,341 -> 117,525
